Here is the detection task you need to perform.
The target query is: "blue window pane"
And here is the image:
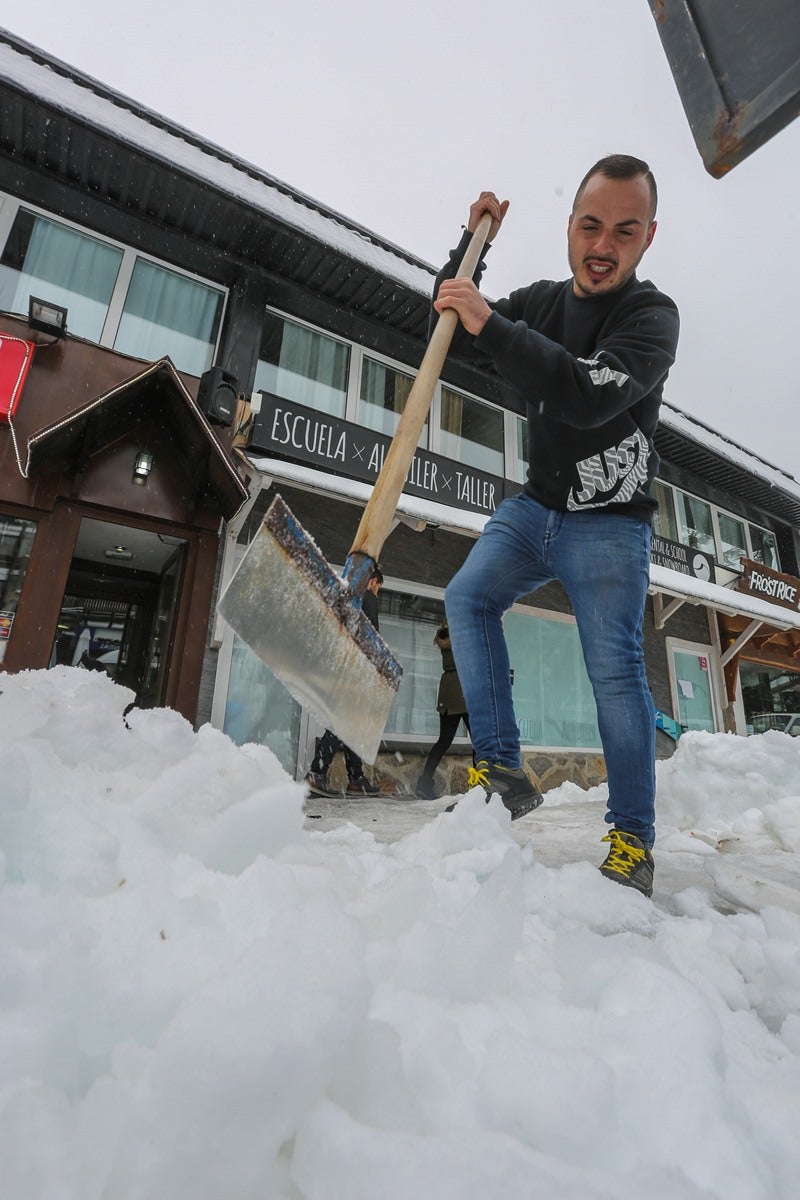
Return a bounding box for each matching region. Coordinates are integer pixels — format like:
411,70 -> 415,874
223,635 -> 301,774
357,357 -> 418,436
439,387 -> 504,476
0,210 -> 122,342
114,259 -> 223,376
255,312 -> 349,417
505,610 -> 601,748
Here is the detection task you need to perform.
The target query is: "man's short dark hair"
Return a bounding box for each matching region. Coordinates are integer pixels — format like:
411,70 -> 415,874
370,566 -> 384,586
573,154 -> 657,220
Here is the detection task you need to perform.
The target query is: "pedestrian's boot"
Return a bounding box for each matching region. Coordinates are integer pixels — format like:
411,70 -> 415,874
347,774 -> 380,796
415,772 -> 437,800
599,830 -> 654,897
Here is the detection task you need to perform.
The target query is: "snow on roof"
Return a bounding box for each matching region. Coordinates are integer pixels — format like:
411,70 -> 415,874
660,400 -> 800,501
0,36 -> 437,296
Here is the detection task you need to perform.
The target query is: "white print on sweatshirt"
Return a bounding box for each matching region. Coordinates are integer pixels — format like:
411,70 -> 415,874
567,428 -> 650,510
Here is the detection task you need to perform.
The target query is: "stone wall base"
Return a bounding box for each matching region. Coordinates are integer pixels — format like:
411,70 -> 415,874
324,748 -> 609,799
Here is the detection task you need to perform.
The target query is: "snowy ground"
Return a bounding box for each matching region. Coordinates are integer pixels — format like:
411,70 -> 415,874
1,668 -> 799,1200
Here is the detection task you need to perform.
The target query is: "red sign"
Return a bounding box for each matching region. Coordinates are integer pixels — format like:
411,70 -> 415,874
0,335 -> 36,424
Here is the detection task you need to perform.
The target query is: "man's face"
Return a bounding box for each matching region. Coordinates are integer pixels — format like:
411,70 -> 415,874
367,577 -> 382,597
567,173 -> 656,298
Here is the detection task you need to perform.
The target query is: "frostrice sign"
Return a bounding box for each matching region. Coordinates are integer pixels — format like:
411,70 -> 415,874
251,394 -> 508,516
737,558 -> 800,612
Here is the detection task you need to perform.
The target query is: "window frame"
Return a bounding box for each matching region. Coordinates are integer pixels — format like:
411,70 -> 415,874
655,477 -> 782,573
0,192 -> 228,375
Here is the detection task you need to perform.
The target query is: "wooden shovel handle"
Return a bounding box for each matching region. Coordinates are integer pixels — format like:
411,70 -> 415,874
349,212 -> 493,560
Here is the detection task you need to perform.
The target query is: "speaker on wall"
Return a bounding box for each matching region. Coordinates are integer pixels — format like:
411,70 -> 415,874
196,365 -> 238,427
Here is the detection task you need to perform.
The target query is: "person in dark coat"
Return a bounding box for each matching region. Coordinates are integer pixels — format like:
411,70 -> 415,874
415,623 -> 471,799
305,567 -> 383,796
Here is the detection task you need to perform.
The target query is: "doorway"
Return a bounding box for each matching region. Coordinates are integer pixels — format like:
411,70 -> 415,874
50,517 -> 187,708
667,638 -> 718,734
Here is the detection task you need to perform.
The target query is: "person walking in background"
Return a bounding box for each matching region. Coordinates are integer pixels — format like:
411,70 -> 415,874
305,567 -> 384,797
433,156 -> 680,896
415,623 -> 471,799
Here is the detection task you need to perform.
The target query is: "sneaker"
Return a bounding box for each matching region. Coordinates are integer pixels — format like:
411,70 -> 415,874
599,830 -> 654,897
305,771 -> 331,795
448,759 -> 543,820
346,775 -> 380,796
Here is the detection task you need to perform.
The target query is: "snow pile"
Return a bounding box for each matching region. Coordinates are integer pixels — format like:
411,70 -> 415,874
1,669 -> 799,1199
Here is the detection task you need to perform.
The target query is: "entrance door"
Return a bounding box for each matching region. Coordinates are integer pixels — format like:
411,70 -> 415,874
667,639 -> 718,734
50,517 -> 186,708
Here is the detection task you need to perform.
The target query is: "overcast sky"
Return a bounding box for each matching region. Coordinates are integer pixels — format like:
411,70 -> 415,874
7,1 -> 799,477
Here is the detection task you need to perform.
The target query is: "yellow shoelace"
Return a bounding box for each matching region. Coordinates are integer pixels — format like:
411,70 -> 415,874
467,761 -> 490,789
601,831 -> 646,878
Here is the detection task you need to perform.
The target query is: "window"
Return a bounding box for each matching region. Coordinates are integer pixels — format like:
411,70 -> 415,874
380,593 -> 448,738
0,198 -> 225,375
717,511 -> 748,571
378,592 -> 601,749
439,386 -> 504,475
223,634 -> 302,774
741,661 -> 800,735
652,479 -> 678,541
514,417 -> 529,484
357,356 -> 416,436
663,480 -> 782,573
114,259 -> 224,376
675,491 -> 715,555
505,608 -> 602,748
255,311 -> 350,418
0,209 -> 122,342
0,514 -> 37,655
748,524 -> 779,569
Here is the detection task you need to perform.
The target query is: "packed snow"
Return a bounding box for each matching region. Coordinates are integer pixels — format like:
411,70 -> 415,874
1,667 -> 799,1200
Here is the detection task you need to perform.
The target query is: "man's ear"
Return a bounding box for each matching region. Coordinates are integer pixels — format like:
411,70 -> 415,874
645,219 -> 657,250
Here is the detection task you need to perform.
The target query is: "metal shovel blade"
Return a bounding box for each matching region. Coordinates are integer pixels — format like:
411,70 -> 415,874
216,494 -> 402,764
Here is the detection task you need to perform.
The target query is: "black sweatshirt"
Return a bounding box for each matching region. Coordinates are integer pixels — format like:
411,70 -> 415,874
434,229 -> 680,520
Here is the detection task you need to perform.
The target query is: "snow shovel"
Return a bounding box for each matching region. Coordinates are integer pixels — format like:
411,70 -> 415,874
217,214 -> 492,763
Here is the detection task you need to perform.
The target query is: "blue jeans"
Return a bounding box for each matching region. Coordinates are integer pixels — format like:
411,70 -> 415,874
445,493 -> 656,847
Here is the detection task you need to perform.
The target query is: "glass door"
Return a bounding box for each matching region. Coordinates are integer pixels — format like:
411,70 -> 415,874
668,641 -> 718,734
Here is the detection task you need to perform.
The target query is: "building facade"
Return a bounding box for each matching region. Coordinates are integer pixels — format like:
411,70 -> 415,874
2,31 -> 800,795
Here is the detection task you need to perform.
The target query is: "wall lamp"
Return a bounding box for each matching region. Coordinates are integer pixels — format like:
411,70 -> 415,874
133,450 -> 154,485
28,295 -> 68,340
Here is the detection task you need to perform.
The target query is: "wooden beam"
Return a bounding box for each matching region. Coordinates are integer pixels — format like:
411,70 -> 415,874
720,619 -> 764,667
652,592 -> 686,630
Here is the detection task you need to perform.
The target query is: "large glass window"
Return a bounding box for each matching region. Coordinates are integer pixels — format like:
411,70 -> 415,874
740,662 -> 800,735
357,356 -> 416,436
717,511 -> 748,571
749,524 -> 779,569
505,609 -> 602,748
675,491 -> 715,556
380,593 -> 447,738
439,387 -> 504,475
0,514 -> 37,655
114,259 -> 224,376
378,592 -> 601,749
0,200 -> 225,376
0,209 -> 122,341
514,417 -> 529,483
652,479 -> 678,541
223,635 -> 302,774
255,311 -> 350,417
